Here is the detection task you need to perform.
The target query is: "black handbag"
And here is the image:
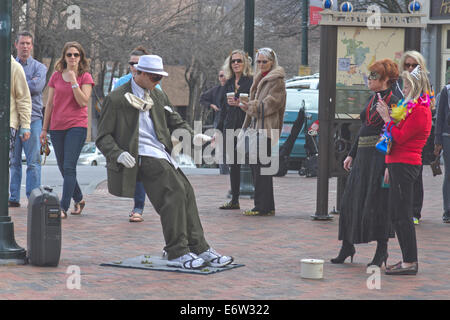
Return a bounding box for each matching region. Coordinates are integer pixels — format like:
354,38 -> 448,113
430,154 -> 442,177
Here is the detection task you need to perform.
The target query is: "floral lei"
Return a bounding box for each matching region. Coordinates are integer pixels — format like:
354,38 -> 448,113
384,91 -> 433,134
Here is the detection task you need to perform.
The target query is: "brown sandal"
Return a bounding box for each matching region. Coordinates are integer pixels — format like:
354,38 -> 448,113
71,200 -> 85,215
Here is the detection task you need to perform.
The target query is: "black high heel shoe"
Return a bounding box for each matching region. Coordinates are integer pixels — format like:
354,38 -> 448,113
367,240 -> 388,267
331,244 -> 356,264
367,253 -> 388,267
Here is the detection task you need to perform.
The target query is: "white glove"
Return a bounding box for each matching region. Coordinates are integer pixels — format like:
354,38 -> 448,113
117,152 -> 136,168
193,133 -> 212,146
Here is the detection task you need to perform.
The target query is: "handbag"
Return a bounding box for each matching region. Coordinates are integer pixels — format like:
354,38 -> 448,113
236,101 -> 264,164
40,139 -> 51,165
375,131 -> 392,155
430,154 -> 442,176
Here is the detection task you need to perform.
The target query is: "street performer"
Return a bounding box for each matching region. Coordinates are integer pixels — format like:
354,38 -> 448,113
96,55 -> 233,269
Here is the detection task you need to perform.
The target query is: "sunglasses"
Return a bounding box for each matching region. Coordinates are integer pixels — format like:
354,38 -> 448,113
129,62 -> 137,67
149,73 -> 163,82
231,59 -> 243,64
66,53 -> 80,58
256,60 -> 269,65
219,74 -> 225,78
368,71 -> 381,80
404,63 -> 418,69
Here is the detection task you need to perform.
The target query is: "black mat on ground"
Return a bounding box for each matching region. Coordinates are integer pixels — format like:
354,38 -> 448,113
100,254 -> 244,275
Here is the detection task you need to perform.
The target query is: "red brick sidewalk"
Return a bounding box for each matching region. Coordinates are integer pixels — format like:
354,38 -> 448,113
1,166 -> 449,300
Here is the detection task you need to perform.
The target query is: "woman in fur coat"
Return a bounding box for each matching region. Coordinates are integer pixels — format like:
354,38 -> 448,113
239,47 -> 286,216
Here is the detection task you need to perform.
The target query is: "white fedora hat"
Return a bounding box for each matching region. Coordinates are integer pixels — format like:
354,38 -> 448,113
135,55 -> 168,77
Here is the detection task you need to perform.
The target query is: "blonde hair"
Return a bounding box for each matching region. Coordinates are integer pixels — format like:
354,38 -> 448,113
400,51 -> 434,109
222,49 -> 253,80
254,47 -> 279,73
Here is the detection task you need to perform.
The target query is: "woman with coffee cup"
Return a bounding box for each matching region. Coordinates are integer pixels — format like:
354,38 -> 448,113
216,50 -> 253,210
239,47 -> 286,216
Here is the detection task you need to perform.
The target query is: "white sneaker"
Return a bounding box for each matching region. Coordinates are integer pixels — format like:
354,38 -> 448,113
198,248 -> 233,268
167,253 -> 207,269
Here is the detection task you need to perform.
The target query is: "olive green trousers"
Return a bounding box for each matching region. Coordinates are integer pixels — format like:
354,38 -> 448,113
139,156 -> 210,260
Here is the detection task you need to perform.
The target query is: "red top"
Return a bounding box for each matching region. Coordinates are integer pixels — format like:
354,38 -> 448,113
385,104 -> 432,165
48,71 -> 94,130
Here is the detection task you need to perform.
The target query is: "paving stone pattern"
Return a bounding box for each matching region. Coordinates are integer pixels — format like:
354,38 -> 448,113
1,167 -> 449,300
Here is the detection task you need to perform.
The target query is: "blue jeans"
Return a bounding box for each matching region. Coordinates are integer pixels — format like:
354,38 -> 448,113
9,120 -> 42,201
50,127 -> 87,212
133,181 -> 146,214
443,136 -> 450,213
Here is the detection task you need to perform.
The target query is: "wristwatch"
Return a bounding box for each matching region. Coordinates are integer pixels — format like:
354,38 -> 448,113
71,83 -> 79,89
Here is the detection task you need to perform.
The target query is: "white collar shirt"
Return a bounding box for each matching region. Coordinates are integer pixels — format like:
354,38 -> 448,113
131,78 -> 178,169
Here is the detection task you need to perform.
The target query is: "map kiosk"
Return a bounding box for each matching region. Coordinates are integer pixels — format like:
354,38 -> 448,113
313,8 -> 425,220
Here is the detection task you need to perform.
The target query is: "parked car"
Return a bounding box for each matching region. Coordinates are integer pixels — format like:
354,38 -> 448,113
277,88 -> 319,175
285,74 -> 319,90
77,142 -> 106,166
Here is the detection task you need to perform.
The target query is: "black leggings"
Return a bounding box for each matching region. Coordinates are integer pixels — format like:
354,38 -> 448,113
388,163 -> 421,263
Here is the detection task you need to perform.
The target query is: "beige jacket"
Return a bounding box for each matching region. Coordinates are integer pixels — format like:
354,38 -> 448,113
242,66 -> 286,144
10,56 -> 32,130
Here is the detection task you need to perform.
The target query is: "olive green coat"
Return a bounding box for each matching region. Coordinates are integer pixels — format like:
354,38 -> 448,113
96,81 -> 193,198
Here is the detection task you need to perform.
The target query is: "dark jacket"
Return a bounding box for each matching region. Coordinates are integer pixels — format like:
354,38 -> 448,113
216,75 -> 253,132
96,81 -> 193,198
435,85 -> 450,145
200,84 -> 225,129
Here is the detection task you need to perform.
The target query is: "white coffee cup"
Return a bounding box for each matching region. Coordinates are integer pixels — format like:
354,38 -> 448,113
239,93 -> 249,103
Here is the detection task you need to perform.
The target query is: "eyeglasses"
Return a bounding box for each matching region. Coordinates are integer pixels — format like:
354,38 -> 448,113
404,63 -> 418,69
231,59 -> 243,64
149,73 -> 163,82
368,71 -> 381,80
256,60 -> 269,65
66,53 -> 80,58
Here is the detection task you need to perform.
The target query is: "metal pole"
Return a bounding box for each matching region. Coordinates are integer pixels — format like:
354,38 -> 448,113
0,0 -> 27,264
312,24 -> 336,221
244,0 -> 255,59
301,0 -> 309,66
239,0 -> 255,199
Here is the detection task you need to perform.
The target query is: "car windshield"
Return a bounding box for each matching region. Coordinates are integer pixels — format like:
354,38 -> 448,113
81,143 -> 96,154
285,90 -> 318,112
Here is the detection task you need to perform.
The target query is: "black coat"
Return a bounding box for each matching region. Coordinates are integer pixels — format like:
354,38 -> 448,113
216,75 -> 253,132
199,84 -> 224,128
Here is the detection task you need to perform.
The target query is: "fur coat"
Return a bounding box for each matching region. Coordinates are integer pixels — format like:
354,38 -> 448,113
242,66 -> 286,144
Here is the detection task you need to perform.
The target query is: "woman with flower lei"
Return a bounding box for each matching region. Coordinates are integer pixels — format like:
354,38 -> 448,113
376,67 -> 433,275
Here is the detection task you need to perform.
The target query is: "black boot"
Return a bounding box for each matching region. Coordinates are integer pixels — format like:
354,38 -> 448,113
331,240 -> 356,264
367,240 -> 388,267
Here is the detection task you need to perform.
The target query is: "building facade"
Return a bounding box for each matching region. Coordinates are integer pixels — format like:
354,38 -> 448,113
422,0 -> 450,90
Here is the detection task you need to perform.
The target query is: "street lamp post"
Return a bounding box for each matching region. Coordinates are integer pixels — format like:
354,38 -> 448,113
0,0 -> 27,265
239,0 -> 255,199
301,0 -> 309,66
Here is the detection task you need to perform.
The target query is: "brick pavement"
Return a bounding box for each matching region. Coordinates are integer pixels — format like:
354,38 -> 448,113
0,166 -> 449,300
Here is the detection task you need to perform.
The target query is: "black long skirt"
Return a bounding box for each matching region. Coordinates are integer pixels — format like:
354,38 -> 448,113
338,144 -> 394,244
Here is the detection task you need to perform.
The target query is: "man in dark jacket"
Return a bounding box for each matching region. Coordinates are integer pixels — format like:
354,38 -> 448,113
200,70 -> 226,129
434,84 -> 450,223
96,55 -> 233,269
200,70 -> 228,174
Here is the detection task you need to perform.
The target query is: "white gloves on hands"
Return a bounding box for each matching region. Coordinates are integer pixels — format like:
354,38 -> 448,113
193,133 -> 212,146
117,152 -> 136,168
